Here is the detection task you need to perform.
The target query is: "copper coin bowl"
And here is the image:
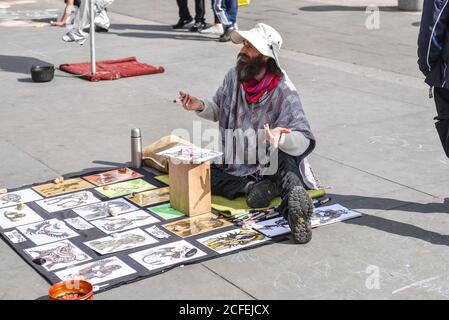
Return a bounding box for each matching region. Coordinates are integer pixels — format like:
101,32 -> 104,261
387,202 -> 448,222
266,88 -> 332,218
48,280 -> 94,300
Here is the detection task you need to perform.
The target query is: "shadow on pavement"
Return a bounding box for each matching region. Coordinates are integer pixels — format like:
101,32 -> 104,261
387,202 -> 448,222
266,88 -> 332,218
299,5 -> 399,12
0,55 -> 54,74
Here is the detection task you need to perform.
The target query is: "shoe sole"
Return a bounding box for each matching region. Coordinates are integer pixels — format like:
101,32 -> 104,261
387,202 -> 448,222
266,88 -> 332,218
246,180 -> 278,208
287,186 -> 314,244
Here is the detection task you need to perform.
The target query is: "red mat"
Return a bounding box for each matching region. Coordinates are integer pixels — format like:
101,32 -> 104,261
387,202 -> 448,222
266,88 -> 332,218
59,56 -> 165,81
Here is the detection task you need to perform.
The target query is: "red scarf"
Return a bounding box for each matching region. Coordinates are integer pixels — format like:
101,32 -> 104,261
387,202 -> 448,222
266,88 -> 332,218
242,72 -> 280,104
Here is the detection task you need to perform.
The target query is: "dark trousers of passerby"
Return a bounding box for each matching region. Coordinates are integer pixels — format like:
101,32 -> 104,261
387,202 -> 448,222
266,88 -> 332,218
211,151 -> 304,217
177,0 -> 206,23
433,87 -> 449,158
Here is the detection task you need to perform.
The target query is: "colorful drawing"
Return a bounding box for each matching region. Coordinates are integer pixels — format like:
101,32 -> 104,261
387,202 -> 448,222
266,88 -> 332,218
83,168 -> 143,186
157,145 -> 222,164
162,212 -> 232,238
0,189 -> 43,209
64,217 -> 94,230
25,240 -> 91,271
17,218 -> 79,245
197,229 -> 269,254
311,204 -> 362,227
35,191 -> 100,213
55,257 -> 137,285
126,187 -> 170,207
95,179 -> 156,198
252,217 -> 290,237
0,204 -> 43,230
147,203 -> 185,220
145,225 -> 171,239
32,178 -> 94,197
84,229 -> 158,255
129,240 -> 207,271
72,198 -> 137,221
90,210 -> 160,234
4,230 -> 27,244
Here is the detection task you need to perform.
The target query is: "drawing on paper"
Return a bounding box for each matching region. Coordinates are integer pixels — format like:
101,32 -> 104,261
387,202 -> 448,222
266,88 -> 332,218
157,145 -> 223,164
126,187 -> 170,207
32,178 -> 94,197
83,168 -> 143,186
64,217 -> 94,230
129,240 -> 207,271
55,257 -> 137,285
17,218 -> 79,245
4,230 -> 27,244
72,198 -> 137,221
311,204 -> 362,227
35,191 -> 100,213
25,240 -> 91,271
0,204 -> 43,229
147,203 -> 185,220
252,217 -> 290,237
0,189 -> 43,209
145,225 -> 171,239
95,179 -> 156,198
197,229 -> 269,254
162,212 -> 232,238
84,229 -> 157,255
90,210 -> 160,234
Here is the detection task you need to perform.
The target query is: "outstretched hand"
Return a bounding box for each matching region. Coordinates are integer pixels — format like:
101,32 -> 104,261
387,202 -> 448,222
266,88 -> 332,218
264,124 -> 291,148
176,91 -> 204,111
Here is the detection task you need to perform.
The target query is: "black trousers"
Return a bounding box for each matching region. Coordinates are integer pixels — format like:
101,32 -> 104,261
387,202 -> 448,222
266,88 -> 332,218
211,151 -> 304,216
433,87 -> 449,158
177,0 -> 206,22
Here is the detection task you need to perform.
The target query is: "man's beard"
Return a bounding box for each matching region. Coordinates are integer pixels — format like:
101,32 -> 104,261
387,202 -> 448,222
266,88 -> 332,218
236,53 -> 266,83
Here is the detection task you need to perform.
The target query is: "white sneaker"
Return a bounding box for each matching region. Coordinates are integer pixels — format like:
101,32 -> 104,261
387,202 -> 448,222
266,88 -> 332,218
62,30 -> 88,45
200,24 -> 224,35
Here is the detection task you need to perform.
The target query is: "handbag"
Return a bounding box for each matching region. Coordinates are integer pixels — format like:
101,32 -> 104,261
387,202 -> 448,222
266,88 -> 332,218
238,0 -> 251,7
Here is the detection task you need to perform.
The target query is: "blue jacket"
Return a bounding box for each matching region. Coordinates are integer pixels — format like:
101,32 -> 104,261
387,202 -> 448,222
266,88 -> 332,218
418,0 -> 449,88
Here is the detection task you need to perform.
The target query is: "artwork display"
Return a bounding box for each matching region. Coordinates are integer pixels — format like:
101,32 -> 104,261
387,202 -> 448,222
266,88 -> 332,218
32,178 -> 94,197
25,240 -> 91,271
311,204 -> 362,227
35,191 -> 100,213
157,145 -> 223,164
147,203 -> 185,220
4,230 -> 27,244
83,168 -> 143,186
126,187 -> 170,207
197,229 -> 269,254
129,240 -> 207,271
90,210 -> 160,234
17,218 -> 79,245
95,179 -> 156,198
145,225 -> 171,239
0,189 -> 43,209
252,217 -> 290,237
84,228 -> 158,255
64,217 -> 94,231
0,204 -> 43,230
55,256 -> 137,285
162,212 -> 232,238
72,198 -> 137,221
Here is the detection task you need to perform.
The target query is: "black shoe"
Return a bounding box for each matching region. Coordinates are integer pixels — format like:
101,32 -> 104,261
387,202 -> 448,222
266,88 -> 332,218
172,18 -> 193,29
246,179 -> 279,208
286,186 -> 314,244
218,26 -> 234,42
190,21 -> 207,32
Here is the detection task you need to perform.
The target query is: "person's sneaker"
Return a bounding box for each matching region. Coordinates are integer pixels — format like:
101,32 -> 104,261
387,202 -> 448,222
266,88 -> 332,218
286,186 -> 314,244
246,179 -> 279,208
190,21 -> 207,32
95,25 -> 109,32
199,23 -> 224,35
62,30 -> 87,44
172,18 -> 193,29
218,26 -> 234,42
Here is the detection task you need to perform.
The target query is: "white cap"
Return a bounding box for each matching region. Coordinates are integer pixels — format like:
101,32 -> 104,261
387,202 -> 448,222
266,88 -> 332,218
230,23 -> 283,68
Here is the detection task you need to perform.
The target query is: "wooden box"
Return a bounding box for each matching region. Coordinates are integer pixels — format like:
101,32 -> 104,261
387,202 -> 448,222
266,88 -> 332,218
168,160 -> 211,216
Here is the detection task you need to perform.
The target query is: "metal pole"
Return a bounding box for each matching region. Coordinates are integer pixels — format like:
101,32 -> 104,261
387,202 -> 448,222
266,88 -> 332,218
90,0 -> 96,74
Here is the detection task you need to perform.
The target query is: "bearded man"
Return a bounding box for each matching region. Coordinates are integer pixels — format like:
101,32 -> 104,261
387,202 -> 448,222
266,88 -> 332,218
177,23 -> 318,244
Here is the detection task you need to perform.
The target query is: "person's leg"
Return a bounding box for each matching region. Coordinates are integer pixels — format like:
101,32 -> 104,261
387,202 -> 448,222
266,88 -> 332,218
213,0 -> 231,26
194,0 -> 205,22
200,0 -> 224,34
173,0 -> 193,28
211,165 -> 252,200
226,0 -> 237,27
433,87 -> 449,158
94,8 -> 110,31
63,0 -> 90,42
218,0 -> 237,42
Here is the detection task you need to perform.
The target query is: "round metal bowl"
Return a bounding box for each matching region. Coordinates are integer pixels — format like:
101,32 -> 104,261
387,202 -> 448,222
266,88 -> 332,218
30,65 -> 55,83
48,280 -> 94,300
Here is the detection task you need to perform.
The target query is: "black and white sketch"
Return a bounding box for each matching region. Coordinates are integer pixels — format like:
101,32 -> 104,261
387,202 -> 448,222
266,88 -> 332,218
0,189 -> 43,209
55,256 -> 137,285
72,198 -> 138,221
252,217 -> 290,237
197,229 -> 269,254
35,191 -> 100,213
129,240 -> 207,271
311,204 -> 362,227
64,217 -> 94,231
145,225 -> 171,239
0,204 -> 43,230
84,228 -> 158,255
90,210 -> 160,234
4,230 -> 27,244
17,218 -> 79,245
25,240 -> 91,271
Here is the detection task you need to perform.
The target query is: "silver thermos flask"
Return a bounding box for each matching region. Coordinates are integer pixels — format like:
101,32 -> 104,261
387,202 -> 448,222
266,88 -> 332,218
131,128 -> 142,168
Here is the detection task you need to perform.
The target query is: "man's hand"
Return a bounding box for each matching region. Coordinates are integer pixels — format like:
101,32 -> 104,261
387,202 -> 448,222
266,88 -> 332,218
264,124 -> 291,148
177,91 -> 204,111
